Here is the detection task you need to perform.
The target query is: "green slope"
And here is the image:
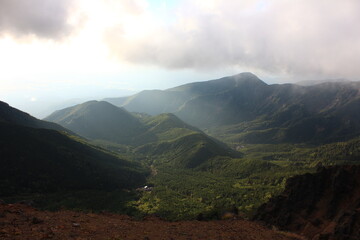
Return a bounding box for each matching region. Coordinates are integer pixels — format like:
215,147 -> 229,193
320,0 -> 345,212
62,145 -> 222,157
45,101 -> 146,145
46,101 -> 240,169
137,136 -> 360,221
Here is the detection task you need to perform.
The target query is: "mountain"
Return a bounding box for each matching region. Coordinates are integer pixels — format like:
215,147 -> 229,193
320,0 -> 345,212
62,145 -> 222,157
254,165 -> 360,240
295,78 -> 350,86
44,101 -> 145,145
46,102 -> 240,169
134,114 -> 239,168
0,101 -> 70,133
104,73 -> 360,144
0,101 -> 147,196
104,72 -> 264,117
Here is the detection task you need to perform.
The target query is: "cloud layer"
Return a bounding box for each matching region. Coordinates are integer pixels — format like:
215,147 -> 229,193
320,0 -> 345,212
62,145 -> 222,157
105,0 -> 360,80
0,0 -> 76,39
1,0 -> 359,80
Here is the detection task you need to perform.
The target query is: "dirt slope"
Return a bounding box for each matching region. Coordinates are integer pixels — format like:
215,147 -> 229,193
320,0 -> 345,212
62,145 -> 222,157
0,203 -> 303,240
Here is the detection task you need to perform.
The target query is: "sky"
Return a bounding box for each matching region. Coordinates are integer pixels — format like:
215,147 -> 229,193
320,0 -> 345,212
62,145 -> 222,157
1,0 -> 360,117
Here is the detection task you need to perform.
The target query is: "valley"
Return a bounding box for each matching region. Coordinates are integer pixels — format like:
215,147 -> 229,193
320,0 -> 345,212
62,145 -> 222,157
2,1 -> 359,239
1,73 -> 360,239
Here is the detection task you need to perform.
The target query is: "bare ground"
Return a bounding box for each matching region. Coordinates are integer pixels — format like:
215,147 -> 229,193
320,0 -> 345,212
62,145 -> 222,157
0,203 -> 304,240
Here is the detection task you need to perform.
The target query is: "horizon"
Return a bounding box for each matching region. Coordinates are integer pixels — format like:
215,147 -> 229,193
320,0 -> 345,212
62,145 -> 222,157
1,0 -> 360,117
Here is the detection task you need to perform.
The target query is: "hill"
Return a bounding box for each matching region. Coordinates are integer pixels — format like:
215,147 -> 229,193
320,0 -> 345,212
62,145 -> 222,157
105,73 -> 360,144
46,102 -> 240,169
254,165 -> 360,240
0,101 -> 70,133
0,101 -> 147,206
44,101 -> 146,145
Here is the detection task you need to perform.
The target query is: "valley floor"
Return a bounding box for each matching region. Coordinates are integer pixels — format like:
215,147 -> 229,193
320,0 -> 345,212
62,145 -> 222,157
0,203 -> 303,240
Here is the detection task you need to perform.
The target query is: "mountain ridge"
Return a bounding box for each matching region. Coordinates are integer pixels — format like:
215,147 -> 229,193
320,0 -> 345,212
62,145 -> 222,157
103,73 -> 360,144
0,101 -> 71,134
45,101 -> 240,169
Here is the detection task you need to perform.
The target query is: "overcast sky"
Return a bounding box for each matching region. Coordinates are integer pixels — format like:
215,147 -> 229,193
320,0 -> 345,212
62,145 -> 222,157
1,0 -> 360,117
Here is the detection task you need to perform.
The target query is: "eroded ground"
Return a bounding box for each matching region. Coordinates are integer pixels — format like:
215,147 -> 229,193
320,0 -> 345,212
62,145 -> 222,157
0,204 -> 304,240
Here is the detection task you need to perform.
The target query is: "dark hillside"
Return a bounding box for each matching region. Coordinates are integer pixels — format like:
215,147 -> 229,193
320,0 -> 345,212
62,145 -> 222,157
0,122 -> 147,196
0,101 -> 147,198
0,101 -> 70,133
254,165 -> 360,240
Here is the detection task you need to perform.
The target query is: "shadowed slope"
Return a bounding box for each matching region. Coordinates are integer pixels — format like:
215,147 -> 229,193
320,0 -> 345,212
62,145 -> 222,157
0,101 -> 147,196
254,165 -> 360,240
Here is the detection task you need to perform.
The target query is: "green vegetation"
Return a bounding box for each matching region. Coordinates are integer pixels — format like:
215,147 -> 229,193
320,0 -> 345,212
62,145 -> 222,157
47,104 -> 240,170
4,71 -> 360,223
133,138 -> 360,221
42,95 -> 360,221
135,166 -> 286,220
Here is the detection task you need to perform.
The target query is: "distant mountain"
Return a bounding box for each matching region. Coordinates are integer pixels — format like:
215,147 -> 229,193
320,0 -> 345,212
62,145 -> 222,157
104,72 -> 263,116
254,165 -> 360,240
0,101 -> 147,196
45,101 -> 145,145
105,73 -> 360,144
46,102 -> 240,169
295,78 -> 350,86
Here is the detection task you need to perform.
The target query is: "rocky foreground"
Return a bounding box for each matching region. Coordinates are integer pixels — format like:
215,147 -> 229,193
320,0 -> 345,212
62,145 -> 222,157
0,203 -> 303,240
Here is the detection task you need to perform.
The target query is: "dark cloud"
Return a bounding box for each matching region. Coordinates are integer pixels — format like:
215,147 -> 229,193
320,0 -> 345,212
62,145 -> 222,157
0,0 -> 76,39
105,0 -> 360,80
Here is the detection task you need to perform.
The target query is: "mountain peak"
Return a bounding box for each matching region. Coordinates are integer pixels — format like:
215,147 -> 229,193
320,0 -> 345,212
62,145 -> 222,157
234,72 -> 259,79
232,72 -> 267,86
45,100 -> 144,144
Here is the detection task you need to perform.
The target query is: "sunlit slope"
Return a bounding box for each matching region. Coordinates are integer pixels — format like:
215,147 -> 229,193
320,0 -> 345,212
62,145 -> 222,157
46,101 -> 241,169
105,90 -> 190,116
134,114 -> 241,168
45,100 -> 146,145
105,72 -> 262,117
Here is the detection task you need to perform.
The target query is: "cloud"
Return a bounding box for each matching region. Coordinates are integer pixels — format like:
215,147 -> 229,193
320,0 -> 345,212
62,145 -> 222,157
105,0 -> 360,80
0,0 -> 78,39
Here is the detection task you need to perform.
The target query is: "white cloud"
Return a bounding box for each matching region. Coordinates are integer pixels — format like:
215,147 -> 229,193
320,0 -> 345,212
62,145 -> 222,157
104,0 -> 360,80
0,0 -> 80,39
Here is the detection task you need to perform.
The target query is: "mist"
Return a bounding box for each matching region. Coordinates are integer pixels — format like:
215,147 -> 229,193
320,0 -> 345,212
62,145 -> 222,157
105,0 -> 360,80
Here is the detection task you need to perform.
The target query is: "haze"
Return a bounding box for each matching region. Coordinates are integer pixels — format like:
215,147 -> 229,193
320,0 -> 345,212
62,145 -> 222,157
1,0 -> 359,117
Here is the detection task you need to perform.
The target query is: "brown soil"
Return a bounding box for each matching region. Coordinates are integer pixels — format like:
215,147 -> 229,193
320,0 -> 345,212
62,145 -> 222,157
0,203 -> 303,240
